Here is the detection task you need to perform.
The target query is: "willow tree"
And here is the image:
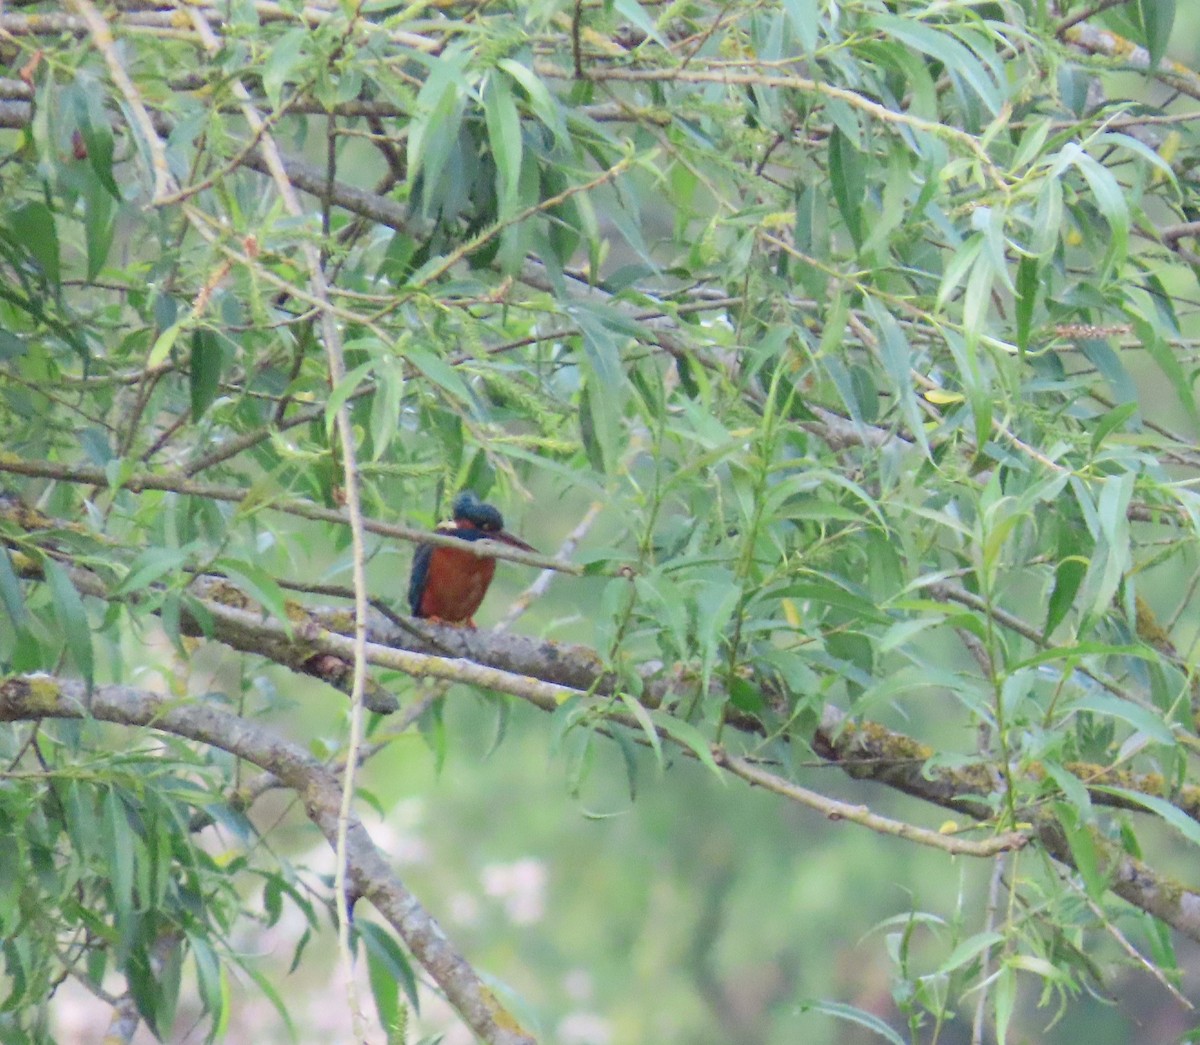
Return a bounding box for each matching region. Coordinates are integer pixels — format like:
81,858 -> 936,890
0,1 -> 1198,1042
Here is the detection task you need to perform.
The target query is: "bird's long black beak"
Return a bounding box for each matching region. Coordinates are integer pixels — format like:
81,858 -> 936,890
492,530 -> 537,553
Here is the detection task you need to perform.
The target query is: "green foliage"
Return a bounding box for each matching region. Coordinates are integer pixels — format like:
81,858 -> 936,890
1,0 -> 1200,1041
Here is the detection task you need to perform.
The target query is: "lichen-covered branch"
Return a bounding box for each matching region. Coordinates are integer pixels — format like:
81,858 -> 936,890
814,707 -> 1200,942
5,496 -> 1200,938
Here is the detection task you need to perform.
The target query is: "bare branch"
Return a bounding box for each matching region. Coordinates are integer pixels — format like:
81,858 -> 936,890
714,748 -> 1029,857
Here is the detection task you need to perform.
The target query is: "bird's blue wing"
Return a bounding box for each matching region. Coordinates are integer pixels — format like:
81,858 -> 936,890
408,542 -> 434,616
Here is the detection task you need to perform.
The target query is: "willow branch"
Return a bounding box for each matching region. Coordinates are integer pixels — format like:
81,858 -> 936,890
0,454 -> 579,572
534,61 -> 1005,188
1064,22 -> 1200,103
183,6 -> 372,1024
9,500 -> 1200,933
814,706 -> 1200,942
68,0 -> 176,200
0,674 -> 537,1045
713,748 -> 1029,857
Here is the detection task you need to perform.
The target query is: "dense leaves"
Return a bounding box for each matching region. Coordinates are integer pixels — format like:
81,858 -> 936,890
1,0 -> 1200,1041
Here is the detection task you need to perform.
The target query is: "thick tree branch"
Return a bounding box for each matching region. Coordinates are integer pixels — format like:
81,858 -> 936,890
1063,21 -> 1200,103
8,497 -> 1200,939
0,674 -> 537,1045
813,707 -> 1200,942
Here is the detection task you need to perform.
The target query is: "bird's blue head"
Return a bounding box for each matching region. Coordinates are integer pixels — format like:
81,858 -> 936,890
449,491 -> 535,551
452,490 -> 505,532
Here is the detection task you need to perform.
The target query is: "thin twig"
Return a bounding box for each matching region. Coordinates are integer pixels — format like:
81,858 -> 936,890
0,455 -> 584,572
69,0 -> 176,200
1072,878 -> 1195,1011
494,499 -> 603,632
183,5 -> 372,1034
715,749 -> 1030,857
971,855 -> 1009,1044
412,154 -> 637,289
537,61 -> 1007,189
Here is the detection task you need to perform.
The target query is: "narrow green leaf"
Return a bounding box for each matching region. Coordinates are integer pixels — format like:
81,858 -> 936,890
10,202 -> 60,286
1007,953 -> 1069,979
577,379 -> 613,474
212,557 -> 290,629
1015,255 -> 1038,353
936,234 -> 982,311
157,938 -> 183,1038
869,14 -> 1001,113
936,931 -> 1004,975
649,710 -> 724,781
1090,401 -> 1139,453
262,27 -> 307,109
497,59 -> 570,149
407,45 -> 469,196
113,547 -> 188,598
828,127 -> 864,246
1094,130 -> 1179,187
866,297 -> 929,457
1069,151 -> 1128,265
186,930 -> 225,1028
326,357 -> 376,434
148,320 -> 184,369
797,999 -> 906,1044
1092,786 -> 1200,849
1079,338 -> 1136,404
1135,322 -> 1200,430
357,921 -> 420,1022
962,250 -> 994,349
62,779 -> 100,859
993,964 -> 1016,1045
190,328 -> 223,421
617,691 -> 663,770
694,576 -> 741,690
783,0 -> 819,53
44,558 -> 93,685
1012,119 -> 1051,170
126,941 -> 164,1036
1043,557 -> 1086,639
1137,0 -> 1175,68
84,175 -> 117,280
370,362 -> 404,462
403,340 -> 475,406
569,303 -> 625,392
1,940 -> 27,1010
609,721 -> 641,800
635,571 -> 690,660
104,787 -> 134,928
1071,692 -> 1173,746
1054,800 -> 1106,899
74,99 -> 120,199
1031,175 -> 1063,256
0,546 -> 27,627
483,74 -> 523,215
366,942 -> 401,1037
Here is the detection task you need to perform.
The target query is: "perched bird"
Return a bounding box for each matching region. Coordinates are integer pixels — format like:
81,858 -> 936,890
407,491 -> 536,627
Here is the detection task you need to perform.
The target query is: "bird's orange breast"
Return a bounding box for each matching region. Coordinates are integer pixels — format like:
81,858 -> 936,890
418,543 -> 497,624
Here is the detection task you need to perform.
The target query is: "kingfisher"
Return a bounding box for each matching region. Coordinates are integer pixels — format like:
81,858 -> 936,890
407,490 -> 536,627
